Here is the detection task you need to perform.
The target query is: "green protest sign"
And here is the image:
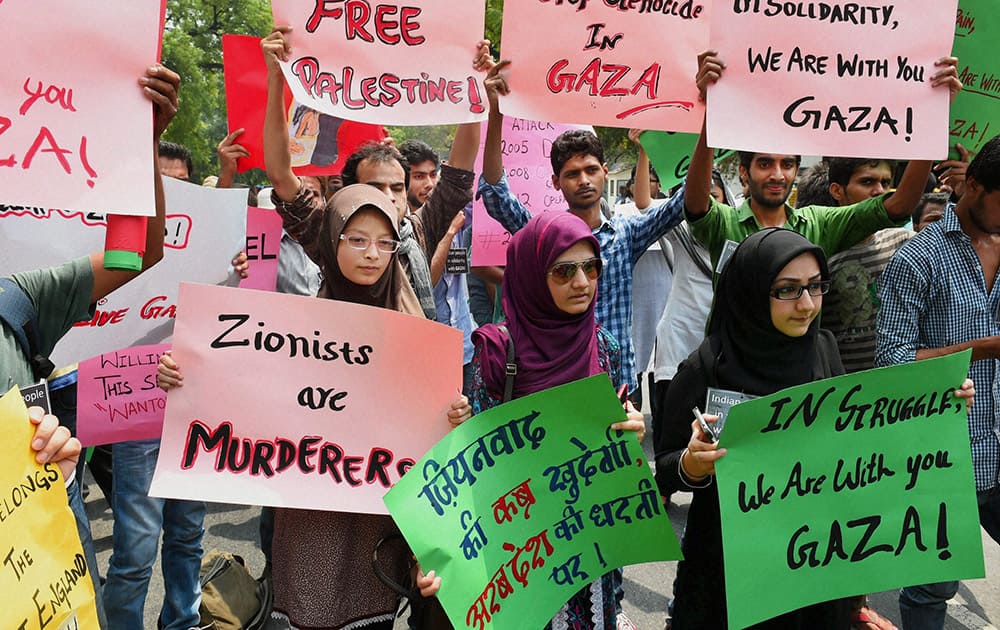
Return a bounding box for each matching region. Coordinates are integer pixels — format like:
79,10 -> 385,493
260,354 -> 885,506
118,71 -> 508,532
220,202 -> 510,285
716,351 -> 984,629
640,131 -> 734,192
384,375 -> 682,630
950,0 -> 999,159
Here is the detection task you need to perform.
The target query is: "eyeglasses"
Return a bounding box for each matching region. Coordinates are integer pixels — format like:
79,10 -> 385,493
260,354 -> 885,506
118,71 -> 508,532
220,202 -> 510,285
547,257 -> 603,284
339,233 -> 401,253
769,280 -> 831,301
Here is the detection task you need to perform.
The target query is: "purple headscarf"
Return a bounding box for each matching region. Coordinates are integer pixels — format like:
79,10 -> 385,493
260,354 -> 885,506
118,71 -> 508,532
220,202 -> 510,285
473,212 -> 601,399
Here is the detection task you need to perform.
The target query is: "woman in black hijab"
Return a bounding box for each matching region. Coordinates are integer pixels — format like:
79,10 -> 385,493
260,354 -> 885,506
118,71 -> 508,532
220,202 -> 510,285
653,228 -> 850,628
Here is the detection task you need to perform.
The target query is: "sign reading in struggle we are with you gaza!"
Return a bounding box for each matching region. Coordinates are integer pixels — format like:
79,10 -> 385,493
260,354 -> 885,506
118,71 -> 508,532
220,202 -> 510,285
150,283 -> 463,515
498,0 -> 708,131
271,0 -> 488,125
0,2 -> 165,216
385,376 -> 682,630
707,0 -> 958,159
715,351 -> 984,629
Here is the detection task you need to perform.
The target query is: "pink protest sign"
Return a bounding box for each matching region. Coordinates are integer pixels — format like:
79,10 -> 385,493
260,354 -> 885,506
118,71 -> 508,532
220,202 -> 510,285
239,207 -> 283,292
471,117 -> 591,266
498,0 -> 707,131
707,0 -> 957,159
271,0 -> 488,125
0,2 -> 165,216
149,283 -> 464,514
77,344 -> 171,446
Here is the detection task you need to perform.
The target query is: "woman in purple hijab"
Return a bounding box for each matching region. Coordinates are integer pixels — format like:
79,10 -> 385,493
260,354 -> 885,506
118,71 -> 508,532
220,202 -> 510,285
469,211 -> 646,629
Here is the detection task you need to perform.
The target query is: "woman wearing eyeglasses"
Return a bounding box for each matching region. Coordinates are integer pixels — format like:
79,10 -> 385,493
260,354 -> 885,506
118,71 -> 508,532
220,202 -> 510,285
652,227 -> 855,629
465,211 -> 645,629
158,184 -> 472,630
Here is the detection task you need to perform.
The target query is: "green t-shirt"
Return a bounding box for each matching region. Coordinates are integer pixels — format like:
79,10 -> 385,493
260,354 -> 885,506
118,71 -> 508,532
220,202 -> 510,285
2,257 -> 94,390
688,194 -> 904,273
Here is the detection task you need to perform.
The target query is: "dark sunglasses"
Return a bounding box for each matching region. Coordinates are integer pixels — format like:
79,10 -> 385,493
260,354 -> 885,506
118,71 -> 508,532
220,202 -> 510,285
769,280 -> 831,301
547,257 -> 603,284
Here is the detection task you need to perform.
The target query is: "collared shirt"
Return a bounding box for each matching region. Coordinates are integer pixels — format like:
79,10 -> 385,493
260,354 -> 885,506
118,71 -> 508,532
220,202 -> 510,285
876,207 -> 1000,491
687,193 -> 903,272
477,173 -> 685,390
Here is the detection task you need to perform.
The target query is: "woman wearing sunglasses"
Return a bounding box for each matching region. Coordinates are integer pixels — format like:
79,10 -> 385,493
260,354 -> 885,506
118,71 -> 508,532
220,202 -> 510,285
466,211 -> 645,629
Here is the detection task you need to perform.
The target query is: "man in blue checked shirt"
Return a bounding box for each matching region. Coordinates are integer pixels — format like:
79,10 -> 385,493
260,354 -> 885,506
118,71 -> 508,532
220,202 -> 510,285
876,134 -> 1000,630
477,61 -> 684,394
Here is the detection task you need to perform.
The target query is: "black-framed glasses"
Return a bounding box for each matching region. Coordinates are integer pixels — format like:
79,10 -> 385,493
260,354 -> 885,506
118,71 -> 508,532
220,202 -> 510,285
547,257 -> 603,284
339,233 -> 401,253
769,280 -> 831,301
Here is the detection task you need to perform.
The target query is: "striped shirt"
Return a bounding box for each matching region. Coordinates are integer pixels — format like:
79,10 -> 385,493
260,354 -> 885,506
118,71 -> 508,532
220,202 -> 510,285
477,173 -> 685,390
876,207 -> 1000,491
824,228 -> 913,372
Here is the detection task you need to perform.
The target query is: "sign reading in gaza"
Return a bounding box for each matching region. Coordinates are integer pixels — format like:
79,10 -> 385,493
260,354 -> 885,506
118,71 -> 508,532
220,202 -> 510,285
0,1 -> 164,216
707,0 -> 958,159
149,283 -> 464,514
271,0 -> 488,125
498,0 -> 707,131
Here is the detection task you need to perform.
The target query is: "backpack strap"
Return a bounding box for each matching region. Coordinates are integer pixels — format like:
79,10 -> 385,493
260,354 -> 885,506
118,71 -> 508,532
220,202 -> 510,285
0,278 -> 54,380
496,325 -> 516,403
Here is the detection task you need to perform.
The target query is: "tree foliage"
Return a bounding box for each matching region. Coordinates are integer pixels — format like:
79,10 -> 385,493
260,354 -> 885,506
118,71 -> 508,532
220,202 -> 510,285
161,0 -> 272,182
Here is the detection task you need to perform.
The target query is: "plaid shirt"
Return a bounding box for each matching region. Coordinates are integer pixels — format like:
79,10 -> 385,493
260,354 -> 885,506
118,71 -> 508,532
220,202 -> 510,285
876,206 -> 1000,492
477,173 -> 685,390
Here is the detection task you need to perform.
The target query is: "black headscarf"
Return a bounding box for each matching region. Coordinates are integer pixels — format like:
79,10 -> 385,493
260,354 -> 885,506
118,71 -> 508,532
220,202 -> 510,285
707,228 -> 843,396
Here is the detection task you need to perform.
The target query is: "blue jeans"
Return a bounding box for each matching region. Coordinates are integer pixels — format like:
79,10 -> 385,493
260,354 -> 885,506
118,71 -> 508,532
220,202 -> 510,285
68,479 -> 108,628
899,486 -> 1000,630
103,439 -> 206,630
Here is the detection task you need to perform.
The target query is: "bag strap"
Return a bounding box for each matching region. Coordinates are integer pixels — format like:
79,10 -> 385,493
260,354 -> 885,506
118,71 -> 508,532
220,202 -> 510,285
497,324 -> 516,403
0,278 -> 54,380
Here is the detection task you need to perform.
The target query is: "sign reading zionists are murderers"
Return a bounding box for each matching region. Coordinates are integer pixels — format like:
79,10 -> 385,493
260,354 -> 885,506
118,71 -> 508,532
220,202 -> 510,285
707,0 -> 958,159
499,0 -> 707,131
385,376 -> 682,630
271,0 -> 488,125
149,282 -> 463,515
715,351 -> 985,628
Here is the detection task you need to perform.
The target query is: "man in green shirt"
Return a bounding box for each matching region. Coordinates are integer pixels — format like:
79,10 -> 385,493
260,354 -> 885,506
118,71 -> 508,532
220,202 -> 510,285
685,51 -> 962,273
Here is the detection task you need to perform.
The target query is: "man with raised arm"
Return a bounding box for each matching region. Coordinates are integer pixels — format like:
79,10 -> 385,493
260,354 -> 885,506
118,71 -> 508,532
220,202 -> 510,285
478,63 -> 686,393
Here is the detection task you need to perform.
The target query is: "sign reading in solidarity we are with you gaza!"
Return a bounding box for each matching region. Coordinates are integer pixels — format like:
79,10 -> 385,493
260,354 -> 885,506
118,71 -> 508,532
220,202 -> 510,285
271,0 -> 488,125
150,283 -> 463,514
707,0 -> 958,159
0,1 -> 165,216
499,0 -> 707,131
716,351 -> 985,628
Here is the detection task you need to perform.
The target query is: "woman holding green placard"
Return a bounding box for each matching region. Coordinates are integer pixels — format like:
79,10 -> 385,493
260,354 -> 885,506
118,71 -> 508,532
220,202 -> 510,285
652,228 -> 973,629
464,211 -> 646,629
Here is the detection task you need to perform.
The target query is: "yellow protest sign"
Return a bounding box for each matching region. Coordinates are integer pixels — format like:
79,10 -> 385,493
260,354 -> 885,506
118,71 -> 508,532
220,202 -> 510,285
0,386 -> 99,630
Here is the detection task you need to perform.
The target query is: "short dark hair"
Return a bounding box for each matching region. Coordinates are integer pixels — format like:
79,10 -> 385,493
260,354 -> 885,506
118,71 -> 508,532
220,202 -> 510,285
158,141 -> 193,179
550,130 -> 604,176
794,161 -> 838,208
737,151 -> 801,172
398,139 -> 439,170
628,162 -> 659,185
912,192 -> 949,224
827,157 -> 895,188
967,134 -> 1000,193
341,142 -> 410,190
